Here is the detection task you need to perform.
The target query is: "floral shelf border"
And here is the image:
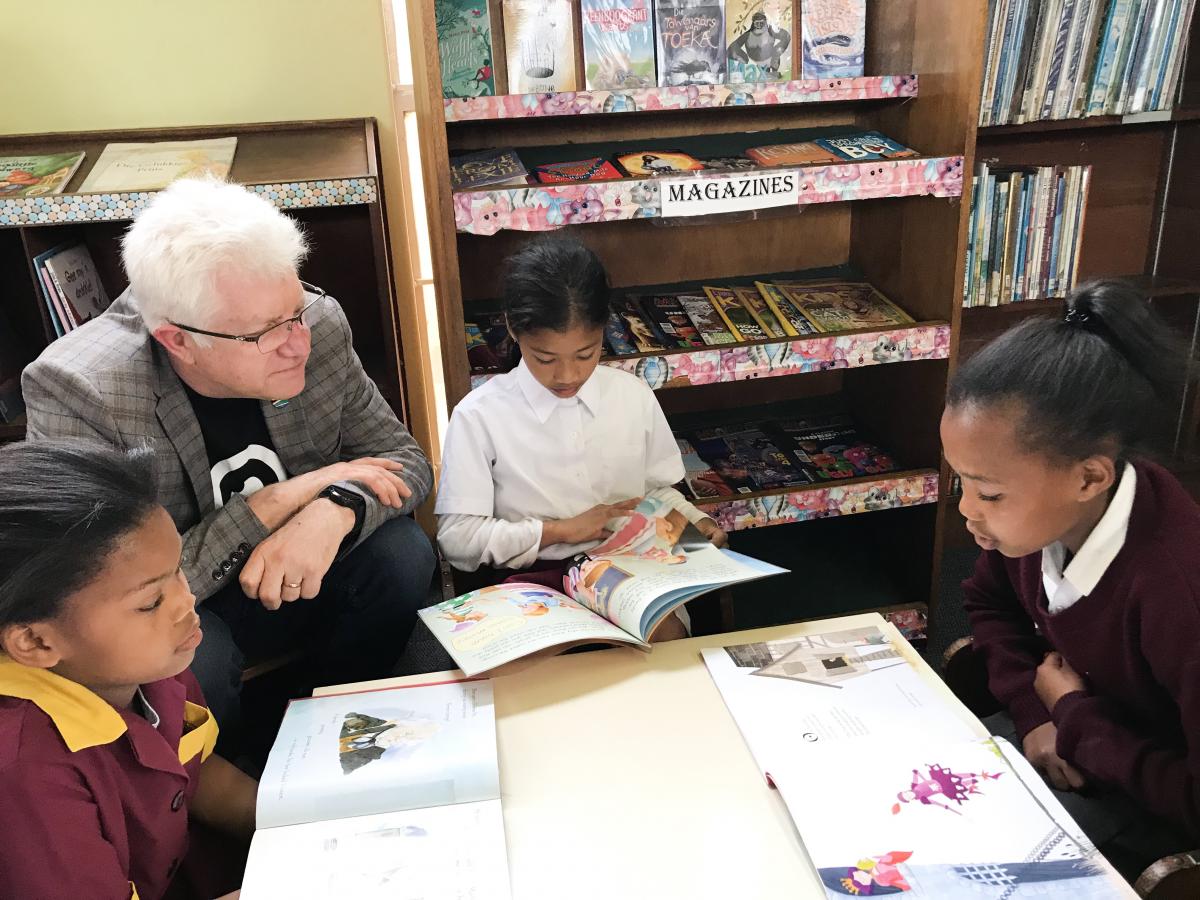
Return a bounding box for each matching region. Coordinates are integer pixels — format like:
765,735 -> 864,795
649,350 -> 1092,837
443,75 -> 918,123
695,470 -> 940,532
606,323 -> 951,389
0,178 -> 378,227
454,156 -> 964,234
467,323 -> 950,393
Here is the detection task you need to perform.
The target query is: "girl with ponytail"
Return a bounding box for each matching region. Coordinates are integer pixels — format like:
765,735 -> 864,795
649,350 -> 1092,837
942,280 -> 1200,875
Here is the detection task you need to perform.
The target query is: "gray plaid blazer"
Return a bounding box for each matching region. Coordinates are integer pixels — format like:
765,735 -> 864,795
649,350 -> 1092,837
22,288 -> 433,602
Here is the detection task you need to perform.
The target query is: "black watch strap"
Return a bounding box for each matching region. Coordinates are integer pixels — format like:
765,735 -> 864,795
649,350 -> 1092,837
319,484 -> 366,551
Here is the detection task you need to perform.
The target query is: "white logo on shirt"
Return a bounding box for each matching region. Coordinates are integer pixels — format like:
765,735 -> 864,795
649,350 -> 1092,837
209,444 -> 287,508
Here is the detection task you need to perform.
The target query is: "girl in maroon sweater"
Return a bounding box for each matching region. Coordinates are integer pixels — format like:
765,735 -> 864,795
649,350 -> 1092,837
942,280 -> 1199,875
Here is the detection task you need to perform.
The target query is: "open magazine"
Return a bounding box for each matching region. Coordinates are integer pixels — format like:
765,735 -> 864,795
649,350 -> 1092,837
420,497 -> 787,676
240,679 -> 511,899
702,625 -> 1134,898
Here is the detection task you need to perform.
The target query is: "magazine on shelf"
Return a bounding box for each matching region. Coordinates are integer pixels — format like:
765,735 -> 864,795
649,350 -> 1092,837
419,497 -> 786,675
0,152 -> 85,196
241,679 -> 510,899
78,137 -> 237,192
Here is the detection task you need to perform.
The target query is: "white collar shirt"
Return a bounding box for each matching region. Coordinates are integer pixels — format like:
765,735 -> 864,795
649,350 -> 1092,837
1041,462 -> 1136,615
435,361 -> 685,561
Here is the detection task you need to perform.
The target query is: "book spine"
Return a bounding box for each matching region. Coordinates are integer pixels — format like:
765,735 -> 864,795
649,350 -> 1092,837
1159,0 -> 1196,107
1131,0 -> 1169,111
1071,0 -> 1112,115
1001,0 -> 1034,122
1055,0 -> 1090,118
1001,173 -> 1022,304
975,165 -> 994,308
964,178 -> 979,306
1042,0 -> 1080,119
1070,166 -> 1093,288
993,0 -> 1019,125
1048,171 -> 1068,297
1110,0 -> 1148,113
43,262 -> 80,331
988,180 -> 1009,306
1089,0 -> 1133,113
1016,174 -> 1036,300
1152,0 -> 1186,107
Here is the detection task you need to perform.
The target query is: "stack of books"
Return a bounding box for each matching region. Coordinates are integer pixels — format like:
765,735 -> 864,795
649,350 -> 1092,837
963,164 -> 1092,308
676,412 -> 901,500
979,0 -> 1197,125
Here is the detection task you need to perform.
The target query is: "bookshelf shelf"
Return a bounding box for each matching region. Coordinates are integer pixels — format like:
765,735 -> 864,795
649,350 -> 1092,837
469,322 -> 950,392
978,107 -> 1200,139
454,155 -> 964,234
443,75 -> 918,123
961,276 -> 1200,317
693,468 -> 940,533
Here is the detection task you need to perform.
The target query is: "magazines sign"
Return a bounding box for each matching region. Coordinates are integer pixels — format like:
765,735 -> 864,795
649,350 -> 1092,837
661,170 -> 800,218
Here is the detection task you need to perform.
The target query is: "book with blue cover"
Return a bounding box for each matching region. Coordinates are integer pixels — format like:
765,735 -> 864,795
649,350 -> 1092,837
814,131 -> 920,161
800,0 -> 865,78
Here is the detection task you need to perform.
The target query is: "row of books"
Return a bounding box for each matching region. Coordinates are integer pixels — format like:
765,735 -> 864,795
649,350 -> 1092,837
437,0 -> 866,98
0,137 -> 237,197
979,0 -> 1197,126
466,279 -> 915,373
676,412 -> 901,500
33,243 -> 112,337
451,130 -> 919,189
963,164 -> 1092,308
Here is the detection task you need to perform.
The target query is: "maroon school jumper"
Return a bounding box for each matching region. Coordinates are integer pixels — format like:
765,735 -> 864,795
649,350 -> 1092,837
963,459 -> 1200,838
0,664 -> 217,899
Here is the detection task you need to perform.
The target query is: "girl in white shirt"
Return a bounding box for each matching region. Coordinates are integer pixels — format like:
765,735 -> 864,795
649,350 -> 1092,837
436,237 -> 726,637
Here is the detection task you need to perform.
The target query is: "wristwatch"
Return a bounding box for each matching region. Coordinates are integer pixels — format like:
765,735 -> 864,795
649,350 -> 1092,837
319,484 -> 366,551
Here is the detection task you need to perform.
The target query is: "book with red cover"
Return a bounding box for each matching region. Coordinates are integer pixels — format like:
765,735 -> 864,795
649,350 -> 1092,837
531,158 -> 625,183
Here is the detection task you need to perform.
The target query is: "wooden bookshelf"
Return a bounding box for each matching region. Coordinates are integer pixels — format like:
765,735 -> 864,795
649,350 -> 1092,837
959,6 -> 1200,511
0,119 -> 409,439
409,0 -> 990,616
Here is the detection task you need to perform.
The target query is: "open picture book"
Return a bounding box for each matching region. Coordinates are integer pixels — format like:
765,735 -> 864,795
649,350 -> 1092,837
420,497 -> 787,676
240,679 -> 510,899
702,624 -> 1133,898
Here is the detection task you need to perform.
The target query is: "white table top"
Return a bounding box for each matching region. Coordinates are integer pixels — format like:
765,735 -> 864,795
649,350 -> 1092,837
315,612 -> 985,900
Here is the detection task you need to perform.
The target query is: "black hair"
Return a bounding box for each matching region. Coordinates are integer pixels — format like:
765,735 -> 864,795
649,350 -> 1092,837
502,236 -> 611,337
947,279 -> 1192,463
0,441 -> 160,628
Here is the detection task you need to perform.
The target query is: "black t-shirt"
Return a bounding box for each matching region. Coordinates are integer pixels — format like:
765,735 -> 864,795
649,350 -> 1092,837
183,383 -> 288,509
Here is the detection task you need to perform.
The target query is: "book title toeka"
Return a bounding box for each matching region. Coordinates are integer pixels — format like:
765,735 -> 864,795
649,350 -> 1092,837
662,15 -> 721,48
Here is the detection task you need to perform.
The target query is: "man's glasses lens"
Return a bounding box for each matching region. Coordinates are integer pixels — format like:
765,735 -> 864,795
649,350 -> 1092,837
256,294 -> 324,353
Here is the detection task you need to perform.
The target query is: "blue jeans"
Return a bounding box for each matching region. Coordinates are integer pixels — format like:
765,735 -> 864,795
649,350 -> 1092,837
190,516 -> 436,753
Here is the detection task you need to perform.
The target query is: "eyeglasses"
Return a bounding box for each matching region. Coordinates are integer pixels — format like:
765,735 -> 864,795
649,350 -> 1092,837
170,282 -> 328,354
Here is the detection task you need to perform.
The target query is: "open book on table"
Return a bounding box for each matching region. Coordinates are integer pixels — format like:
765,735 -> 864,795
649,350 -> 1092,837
240,679 -> 511,899
420,497 -> 787,676
702,624 -> 1134,898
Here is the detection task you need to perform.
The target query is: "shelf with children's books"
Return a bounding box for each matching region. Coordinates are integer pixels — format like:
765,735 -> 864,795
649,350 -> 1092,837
0,119 -> 382,228
450,128 -> 963,234
692,467 -> 939,533
443,74 -> 918,122
977,106 -> 1200,139
960,275 -> 1200,320
412,0 -> 991,617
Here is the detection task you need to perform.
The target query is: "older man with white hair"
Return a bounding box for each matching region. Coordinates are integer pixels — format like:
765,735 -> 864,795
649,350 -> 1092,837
22,178 -> 436,748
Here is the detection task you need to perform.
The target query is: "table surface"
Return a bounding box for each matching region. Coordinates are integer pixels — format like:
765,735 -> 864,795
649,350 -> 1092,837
315,612 -> 986,900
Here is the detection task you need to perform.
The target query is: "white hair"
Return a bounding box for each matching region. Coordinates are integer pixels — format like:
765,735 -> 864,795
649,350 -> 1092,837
121,177 -> 308,334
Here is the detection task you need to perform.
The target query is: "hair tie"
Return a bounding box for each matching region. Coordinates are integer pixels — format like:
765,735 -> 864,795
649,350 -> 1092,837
1064,306 -> 1091,325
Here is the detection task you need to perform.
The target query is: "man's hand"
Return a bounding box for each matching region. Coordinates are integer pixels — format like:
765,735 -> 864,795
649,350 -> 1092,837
246,457 -> 410,531
696,517 -> 729,548
541,499 -> 641,547
1022,721 -> 1087,791
1034,651 -> 1087,711
239,499 -> 355,609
